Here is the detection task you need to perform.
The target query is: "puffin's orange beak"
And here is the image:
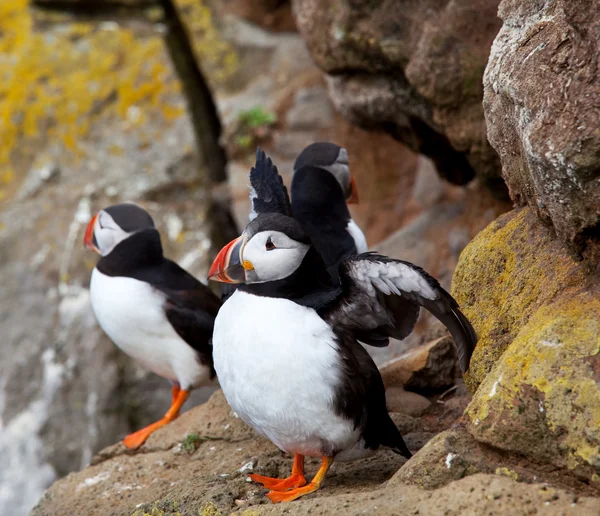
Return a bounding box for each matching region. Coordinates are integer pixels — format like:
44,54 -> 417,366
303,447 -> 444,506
347,177 -> 359,204
84,213 -> 101,254
208,236 -> 247,284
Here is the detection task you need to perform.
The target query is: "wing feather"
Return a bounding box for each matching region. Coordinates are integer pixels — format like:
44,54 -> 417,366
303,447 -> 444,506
249,147 -> 291,220
324,253 -> 477,373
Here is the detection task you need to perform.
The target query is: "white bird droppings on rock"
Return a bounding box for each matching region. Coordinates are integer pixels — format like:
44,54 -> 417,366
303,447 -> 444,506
238,461 -> 254,474
77,471 -> 111,490
445,453 -> 457,469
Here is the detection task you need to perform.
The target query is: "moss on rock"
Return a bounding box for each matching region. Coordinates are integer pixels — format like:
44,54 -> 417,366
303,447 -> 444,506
451,208 -> 586,391
452,207 -> 600,480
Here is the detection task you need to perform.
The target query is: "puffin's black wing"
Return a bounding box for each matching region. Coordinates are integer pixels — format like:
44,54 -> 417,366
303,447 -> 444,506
249,147 -> 292,220
334,330 -> 411,458
324,253 -> 477,373
136,259 -> 221,372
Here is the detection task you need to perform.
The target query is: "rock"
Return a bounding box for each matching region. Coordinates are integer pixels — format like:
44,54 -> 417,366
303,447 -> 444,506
452,208 -> 600,483
380,337 -> 458,392
452,208 -> 589,391
386,387 -> 431,417
292,0 -> 505,189
33,390 -> 600,515
392,427 -> 597,494
0,4 -> 229,514
252,474 -> 600,516
484,0 -> 600,249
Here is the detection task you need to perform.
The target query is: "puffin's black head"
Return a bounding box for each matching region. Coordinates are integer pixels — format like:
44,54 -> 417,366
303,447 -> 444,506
84,202 -> 156,257
208,213 -> 313,285
293,142 -> 358,203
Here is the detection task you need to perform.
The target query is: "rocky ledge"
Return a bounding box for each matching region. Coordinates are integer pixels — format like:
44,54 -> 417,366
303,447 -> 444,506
32,388 -> 600,515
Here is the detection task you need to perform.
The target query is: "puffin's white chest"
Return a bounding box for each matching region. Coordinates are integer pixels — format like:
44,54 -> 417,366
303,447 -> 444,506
213,290 -> 359,457
89,268 -> 209,389
347,219 -> 368,254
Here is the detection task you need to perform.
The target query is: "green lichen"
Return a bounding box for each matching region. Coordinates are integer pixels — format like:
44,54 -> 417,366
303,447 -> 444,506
451,208 -> 584,391
181,433 -> 203,454
132,500 -> 181,516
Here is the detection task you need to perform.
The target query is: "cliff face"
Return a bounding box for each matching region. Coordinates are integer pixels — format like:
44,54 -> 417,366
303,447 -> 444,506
292,0 -> 506,191
8,0 -> 600,514
0,2 -> 229,514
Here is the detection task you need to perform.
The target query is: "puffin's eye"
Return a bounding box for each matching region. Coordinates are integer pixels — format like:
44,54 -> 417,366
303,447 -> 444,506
265,237 -> 276,251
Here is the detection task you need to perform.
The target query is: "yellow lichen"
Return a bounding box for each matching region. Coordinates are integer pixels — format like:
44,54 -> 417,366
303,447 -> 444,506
173,0 -> 238,85
495,467 -> 519,481
199,502 -> 222,516
468,294 -> 600,470
451,208 -> 584,391
0,0 -> 184,199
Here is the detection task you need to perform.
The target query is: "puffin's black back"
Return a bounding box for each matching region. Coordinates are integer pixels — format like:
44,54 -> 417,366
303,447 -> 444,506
97,228 -> 220,371
291,165 -> 356,279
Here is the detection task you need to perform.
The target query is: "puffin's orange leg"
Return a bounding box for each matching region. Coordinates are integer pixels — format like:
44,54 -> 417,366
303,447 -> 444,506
249,454 -> 306,491
266,456 -> 333,503
122,386 -> 190,449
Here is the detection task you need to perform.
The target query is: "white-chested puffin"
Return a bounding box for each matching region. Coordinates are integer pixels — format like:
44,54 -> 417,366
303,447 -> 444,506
83,203 -> 221,449
247,143 -> 366,283
207,152 -> 476,503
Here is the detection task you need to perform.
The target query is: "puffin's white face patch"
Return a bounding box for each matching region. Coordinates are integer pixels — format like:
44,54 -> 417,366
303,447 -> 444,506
242,230 -> 309,283
94,211 -> 132,256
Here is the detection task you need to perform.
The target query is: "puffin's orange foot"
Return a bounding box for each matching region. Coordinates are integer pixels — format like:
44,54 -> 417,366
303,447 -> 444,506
266,482 -> 320,503
122,388 -> 191,449
249,473 -> 307,491
265,456 -> 332,503
122,427 -> 156,449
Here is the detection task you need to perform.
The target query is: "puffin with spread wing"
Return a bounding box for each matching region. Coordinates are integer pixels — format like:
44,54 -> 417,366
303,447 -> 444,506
207,150 -> 476,503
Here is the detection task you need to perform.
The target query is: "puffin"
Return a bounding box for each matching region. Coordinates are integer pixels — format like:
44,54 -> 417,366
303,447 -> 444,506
223,143 -> 366,303
83,203 -> 221,449
291,142 -> 367,267
248,143 -> 366,282
207,151 -> 476,503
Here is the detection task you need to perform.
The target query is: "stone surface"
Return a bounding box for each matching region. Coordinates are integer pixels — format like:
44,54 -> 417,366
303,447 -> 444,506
393,427 -> 599,495
292,0 -> 505,189
0,4 -> 226,514
453,208 -> 600,483
452,208 -> 589,391
385,387 -> 431,417
32,390 -> 600,515
484,0 -> 600,249
380,337 -> 458,392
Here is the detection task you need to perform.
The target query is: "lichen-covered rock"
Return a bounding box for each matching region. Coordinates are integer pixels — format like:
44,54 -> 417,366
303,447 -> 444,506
291,0 -> 504,189
391,427 -> 597,494
466,293 -> 600,481
0,3 -> 226,513
452,208 -> 588,391
484,0 -> 600,249
452,207 -> 600,482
